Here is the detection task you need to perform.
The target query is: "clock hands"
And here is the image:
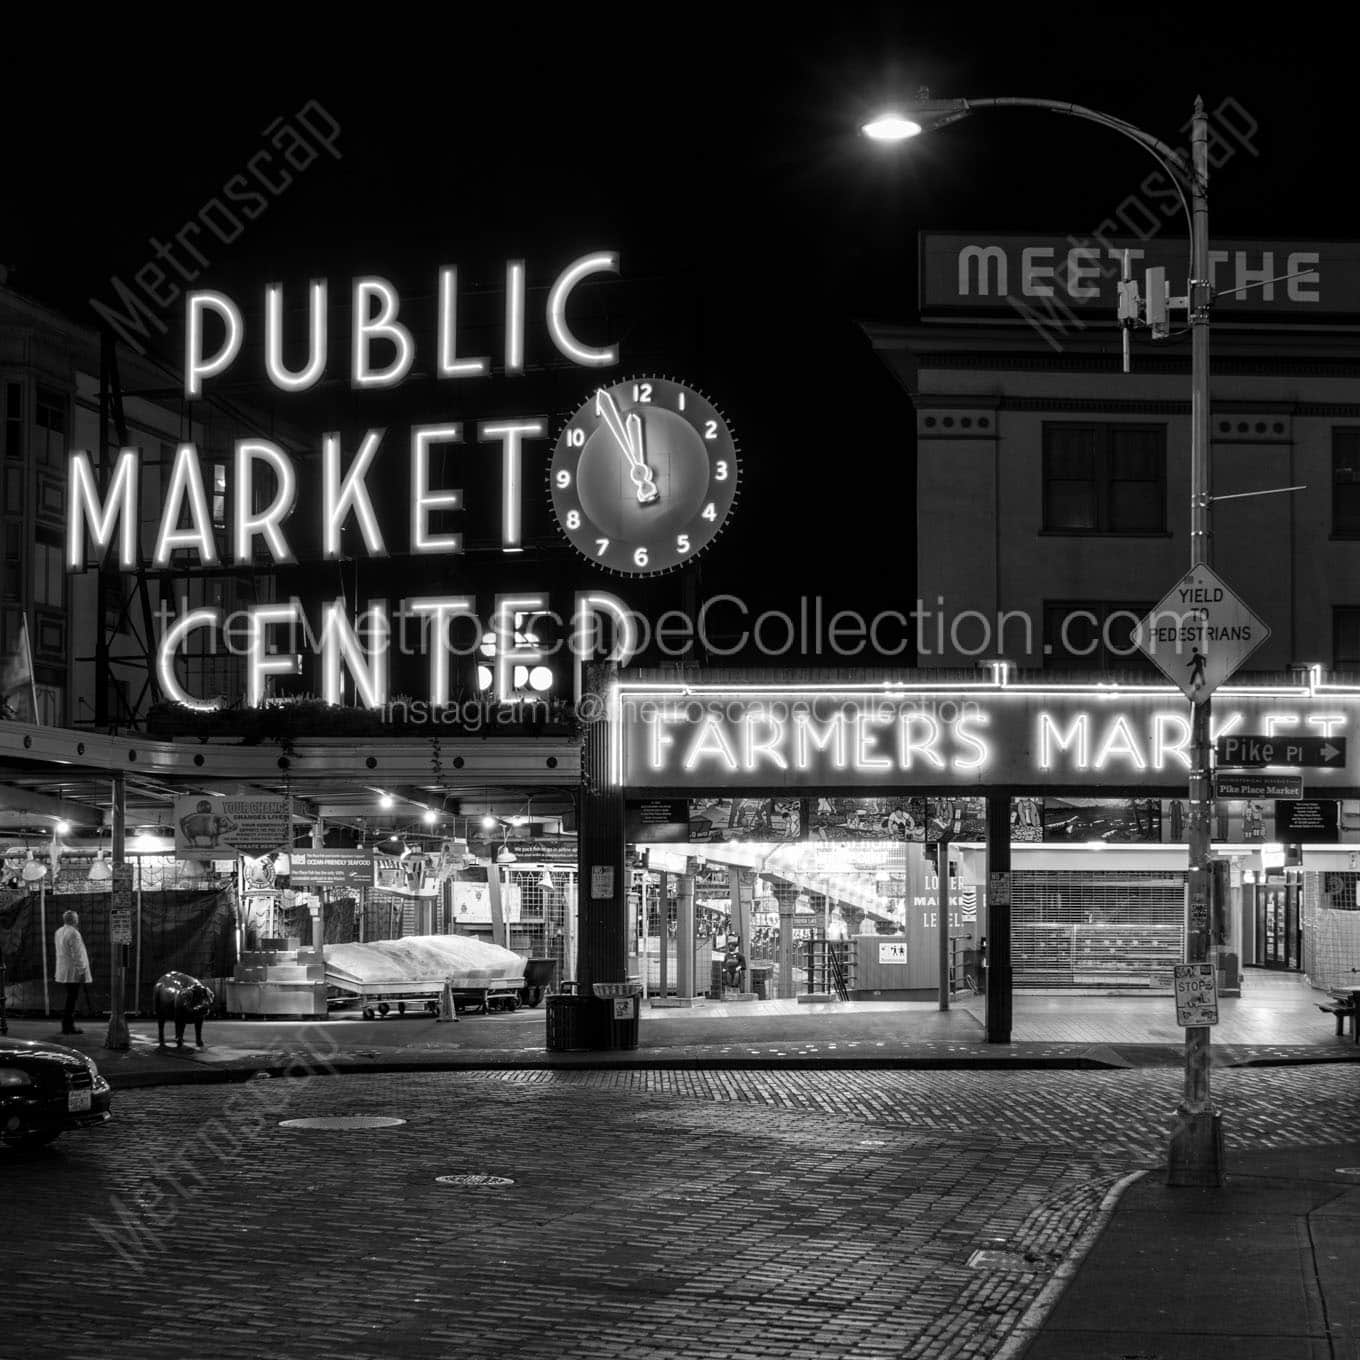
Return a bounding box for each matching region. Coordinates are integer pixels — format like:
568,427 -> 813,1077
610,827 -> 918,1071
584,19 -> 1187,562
595,389 -> 658,504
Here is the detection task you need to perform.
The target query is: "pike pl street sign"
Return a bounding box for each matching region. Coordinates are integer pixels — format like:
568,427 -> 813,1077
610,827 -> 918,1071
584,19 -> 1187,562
1216,735 -> 1347,768
1133,564 -> 1271,701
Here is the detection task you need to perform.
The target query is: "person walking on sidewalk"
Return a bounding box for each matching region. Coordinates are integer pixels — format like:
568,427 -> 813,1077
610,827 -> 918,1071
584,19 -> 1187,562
53,910 -> 91,1035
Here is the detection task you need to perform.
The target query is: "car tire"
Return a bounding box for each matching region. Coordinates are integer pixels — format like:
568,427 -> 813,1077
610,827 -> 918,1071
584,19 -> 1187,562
2,1129 -> 60,1150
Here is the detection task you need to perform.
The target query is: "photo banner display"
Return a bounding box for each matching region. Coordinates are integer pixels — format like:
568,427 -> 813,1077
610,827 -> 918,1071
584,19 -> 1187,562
174,795 -> 290,856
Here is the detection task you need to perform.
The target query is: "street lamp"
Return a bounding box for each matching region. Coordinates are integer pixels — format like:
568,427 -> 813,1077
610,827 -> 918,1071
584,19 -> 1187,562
865,93 -> 1220,1186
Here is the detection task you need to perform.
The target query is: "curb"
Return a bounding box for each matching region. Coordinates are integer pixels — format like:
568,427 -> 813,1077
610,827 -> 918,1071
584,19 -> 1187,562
105,1051 -> 1130,1089
992,1168 -> 1149,1360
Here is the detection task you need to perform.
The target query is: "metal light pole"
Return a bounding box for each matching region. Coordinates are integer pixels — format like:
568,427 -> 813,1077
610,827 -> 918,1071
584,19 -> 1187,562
865,95 -> 1222,1183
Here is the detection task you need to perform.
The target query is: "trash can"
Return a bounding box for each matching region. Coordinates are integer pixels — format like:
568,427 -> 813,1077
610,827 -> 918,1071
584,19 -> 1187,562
591,981 -> 642,1050
545,981 -> 593,1052
749,963 -> 773,1000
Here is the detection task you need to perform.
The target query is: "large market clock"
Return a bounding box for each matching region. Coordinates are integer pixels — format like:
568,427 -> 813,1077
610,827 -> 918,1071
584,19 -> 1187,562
549,377 -> 739,575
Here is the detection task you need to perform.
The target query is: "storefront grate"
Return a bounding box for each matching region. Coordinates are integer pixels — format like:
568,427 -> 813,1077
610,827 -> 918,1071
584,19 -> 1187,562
1012,871 -> 1185,991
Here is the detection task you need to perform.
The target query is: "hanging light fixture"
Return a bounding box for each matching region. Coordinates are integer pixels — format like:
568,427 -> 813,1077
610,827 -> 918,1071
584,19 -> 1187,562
87,849 -> 113,884
538,870 -> 554,890
20,849 -> 47,883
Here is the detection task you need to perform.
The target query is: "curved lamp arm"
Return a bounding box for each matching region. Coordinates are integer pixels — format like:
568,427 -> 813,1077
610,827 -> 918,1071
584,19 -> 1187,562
882,95 -> 1198,243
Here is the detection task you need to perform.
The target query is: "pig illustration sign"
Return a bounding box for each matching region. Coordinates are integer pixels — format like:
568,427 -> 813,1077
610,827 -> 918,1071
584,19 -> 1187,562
174,795 -> 289,856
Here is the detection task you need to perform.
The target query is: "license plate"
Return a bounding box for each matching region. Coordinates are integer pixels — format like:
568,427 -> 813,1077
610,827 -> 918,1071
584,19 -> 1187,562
67,1089 -> 92,1113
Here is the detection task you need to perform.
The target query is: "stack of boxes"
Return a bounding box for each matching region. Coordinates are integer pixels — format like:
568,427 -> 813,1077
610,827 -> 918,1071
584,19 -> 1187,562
226,938 -> 328,1018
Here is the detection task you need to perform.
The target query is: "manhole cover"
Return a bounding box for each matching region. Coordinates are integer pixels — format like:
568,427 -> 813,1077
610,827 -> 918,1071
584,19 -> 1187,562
435,1174 -> 515,1187
278,1116 -> 407,1130
967,1250 -> 1039,1272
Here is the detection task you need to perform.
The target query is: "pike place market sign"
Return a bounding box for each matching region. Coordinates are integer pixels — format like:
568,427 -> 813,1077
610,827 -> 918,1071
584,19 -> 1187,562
616,685 -> 1360,793
62,251 -> 740,712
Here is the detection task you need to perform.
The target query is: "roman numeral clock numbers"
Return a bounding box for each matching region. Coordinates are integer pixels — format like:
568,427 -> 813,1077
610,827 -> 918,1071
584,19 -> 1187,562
548,377 -> 739,576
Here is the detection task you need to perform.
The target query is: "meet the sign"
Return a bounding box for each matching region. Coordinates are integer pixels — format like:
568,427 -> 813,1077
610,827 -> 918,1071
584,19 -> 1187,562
920,233 -> 1357,317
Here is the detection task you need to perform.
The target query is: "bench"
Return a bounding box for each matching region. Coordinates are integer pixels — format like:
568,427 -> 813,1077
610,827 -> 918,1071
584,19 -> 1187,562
1317,998 -> 1358,1038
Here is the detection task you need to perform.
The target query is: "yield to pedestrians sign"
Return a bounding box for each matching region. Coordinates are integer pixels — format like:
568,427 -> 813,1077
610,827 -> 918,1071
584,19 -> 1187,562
1133,565 -> 1270,702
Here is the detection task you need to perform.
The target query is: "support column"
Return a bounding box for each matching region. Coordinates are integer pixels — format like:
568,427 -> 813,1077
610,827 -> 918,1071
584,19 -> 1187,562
104,772 -> 130,1050
985,791 -> 1013,1045
676,870 -> 695,997
778,890 -> 794,999
577,662 -> 626,997
657,871 -> 669,997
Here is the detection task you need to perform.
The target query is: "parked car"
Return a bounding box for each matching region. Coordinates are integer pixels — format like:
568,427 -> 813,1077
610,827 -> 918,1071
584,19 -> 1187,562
1,1036 -> 113,1149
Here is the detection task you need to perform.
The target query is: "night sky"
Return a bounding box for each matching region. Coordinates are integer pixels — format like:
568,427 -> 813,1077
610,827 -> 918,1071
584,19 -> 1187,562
4,11 -> 1351,677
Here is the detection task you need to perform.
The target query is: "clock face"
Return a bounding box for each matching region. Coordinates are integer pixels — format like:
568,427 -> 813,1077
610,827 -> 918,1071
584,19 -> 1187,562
549,377 -> 738,575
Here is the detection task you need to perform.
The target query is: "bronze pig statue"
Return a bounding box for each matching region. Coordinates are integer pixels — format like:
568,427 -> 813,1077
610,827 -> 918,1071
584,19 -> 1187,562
154,971 -> 215,1048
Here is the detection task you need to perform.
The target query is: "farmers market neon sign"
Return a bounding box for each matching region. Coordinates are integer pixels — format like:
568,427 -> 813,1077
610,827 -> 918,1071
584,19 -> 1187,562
616,685 -> 1357,790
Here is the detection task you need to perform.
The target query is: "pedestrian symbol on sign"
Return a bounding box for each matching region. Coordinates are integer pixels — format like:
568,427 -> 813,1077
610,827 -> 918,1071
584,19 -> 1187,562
1187,645 -> 1208,695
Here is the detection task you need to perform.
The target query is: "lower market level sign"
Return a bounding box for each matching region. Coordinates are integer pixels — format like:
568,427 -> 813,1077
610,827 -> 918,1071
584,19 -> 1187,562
1216,735 -> 1347,768
1213,772 -> 1304,800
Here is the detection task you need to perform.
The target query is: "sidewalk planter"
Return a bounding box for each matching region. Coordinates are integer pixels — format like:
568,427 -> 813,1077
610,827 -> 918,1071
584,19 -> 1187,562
590,981 -> 642,1051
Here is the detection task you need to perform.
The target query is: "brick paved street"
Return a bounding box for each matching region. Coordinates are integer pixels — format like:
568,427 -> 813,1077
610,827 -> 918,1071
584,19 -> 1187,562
2,1065 -> 1356,1360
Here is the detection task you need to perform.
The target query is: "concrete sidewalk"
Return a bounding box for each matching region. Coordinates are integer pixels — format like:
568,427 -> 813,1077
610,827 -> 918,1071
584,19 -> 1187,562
5,986 -> 1358,1087
1016,1141 -> 1360,1359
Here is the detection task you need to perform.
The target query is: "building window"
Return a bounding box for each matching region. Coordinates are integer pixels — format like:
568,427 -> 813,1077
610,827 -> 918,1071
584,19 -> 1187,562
33,541 -> 63,607
33,387 -> 67,467
1044,600 -> 1155,672
1332,430 -> 1360,537
1334,608 -> 1360,668
4,382 -> 22,462
1043,423 -> 1166,533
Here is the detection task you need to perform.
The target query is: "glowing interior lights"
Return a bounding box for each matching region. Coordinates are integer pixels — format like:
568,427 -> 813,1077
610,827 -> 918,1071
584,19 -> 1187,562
379,793 -> 394,809
422,809 -> 437,825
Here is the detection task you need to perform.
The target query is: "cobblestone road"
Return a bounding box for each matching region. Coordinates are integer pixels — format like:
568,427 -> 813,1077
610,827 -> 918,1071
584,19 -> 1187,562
3,1065 -> 1356,1360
